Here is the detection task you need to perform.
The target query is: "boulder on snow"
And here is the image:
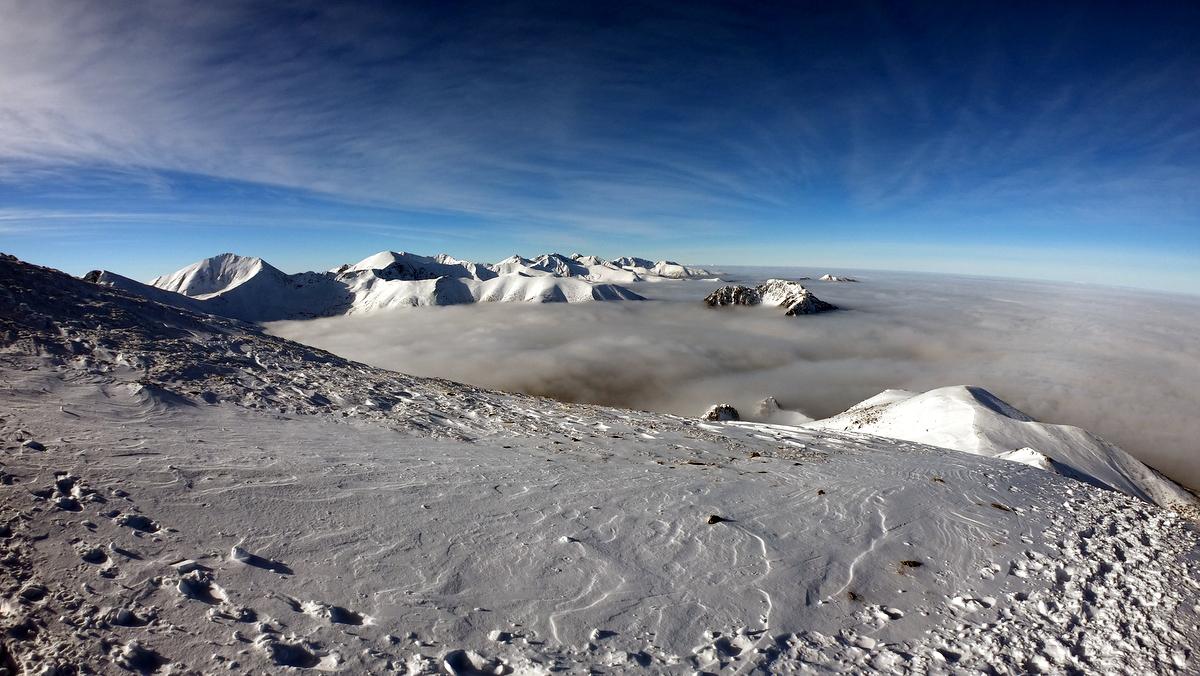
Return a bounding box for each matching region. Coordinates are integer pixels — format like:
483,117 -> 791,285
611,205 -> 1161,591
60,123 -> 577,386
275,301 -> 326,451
702,404 -> 740,421
758,396 -> 782,418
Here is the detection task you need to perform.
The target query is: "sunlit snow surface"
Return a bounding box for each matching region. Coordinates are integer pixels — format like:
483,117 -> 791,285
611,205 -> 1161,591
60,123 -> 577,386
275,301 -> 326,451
1,256 -> 1198,673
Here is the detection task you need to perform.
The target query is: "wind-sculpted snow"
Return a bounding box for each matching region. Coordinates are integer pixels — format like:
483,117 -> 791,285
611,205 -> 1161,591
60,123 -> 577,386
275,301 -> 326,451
1,253 -> 1198,673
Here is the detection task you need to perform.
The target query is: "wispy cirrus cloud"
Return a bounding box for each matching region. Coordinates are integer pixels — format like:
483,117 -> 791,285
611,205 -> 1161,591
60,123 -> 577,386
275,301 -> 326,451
0,1 -> 1197,285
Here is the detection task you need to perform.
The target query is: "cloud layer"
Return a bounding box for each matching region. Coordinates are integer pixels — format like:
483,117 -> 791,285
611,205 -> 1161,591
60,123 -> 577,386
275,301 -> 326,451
268,270 -> 1200,491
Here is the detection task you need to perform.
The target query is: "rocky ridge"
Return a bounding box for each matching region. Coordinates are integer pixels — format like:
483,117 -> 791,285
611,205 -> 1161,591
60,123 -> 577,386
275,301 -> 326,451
704,279 -> 837,316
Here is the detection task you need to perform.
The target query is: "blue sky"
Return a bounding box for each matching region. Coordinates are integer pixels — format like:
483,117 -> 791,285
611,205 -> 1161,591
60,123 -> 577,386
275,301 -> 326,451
1,1 -> 1197,292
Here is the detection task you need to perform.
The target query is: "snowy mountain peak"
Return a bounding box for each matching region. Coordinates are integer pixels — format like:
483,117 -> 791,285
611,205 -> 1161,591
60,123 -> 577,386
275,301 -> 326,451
527,253 -> 586,277
570,253 -> 607,266
806,385 -> 1198,508
612,256 -> 654,269
496,254 -> 531,266
149,253 -> 276,298
344,250 -> 413,273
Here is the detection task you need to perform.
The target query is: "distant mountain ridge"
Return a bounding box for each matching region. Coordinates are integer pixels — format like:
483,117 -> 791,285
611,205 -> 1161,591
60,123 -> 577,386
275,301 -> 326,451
87,250 -> 713,322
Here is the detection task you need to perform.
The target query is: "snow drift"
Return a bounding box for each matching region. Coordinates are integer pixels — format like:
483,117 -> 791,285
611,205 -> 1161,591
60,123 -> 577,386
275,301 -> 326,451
805,385 -> 1198,509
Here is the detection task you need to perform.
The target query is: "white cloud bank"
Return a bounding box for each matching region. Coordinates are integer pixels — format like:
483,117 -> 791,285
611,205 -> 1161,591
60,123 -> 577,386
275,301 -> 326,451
268,270 -> 1200,491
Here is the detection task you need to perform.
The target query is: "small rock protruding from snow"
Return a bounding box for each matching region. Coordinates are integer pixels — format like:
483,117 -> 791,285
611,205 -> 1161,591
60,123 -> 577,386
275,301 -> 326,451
702,404 -> 740,421
998,447 -> 1057,472
758,397 -> 782,418
230,545 -> 251,564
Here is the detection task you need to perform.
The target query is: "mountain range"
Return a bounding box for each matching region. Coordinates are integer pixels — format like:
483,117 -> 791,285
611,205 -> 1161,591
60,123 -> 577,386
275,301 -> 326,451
86,251 -> 713,322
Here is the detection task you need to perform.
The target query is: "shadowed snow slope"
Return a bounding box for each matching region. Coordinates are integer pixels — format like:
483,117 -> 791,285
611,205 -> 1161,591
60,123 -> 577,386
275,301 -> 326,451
806,385 -> 1198,509
1,253 -> 1198,674
87,250 -> 684,322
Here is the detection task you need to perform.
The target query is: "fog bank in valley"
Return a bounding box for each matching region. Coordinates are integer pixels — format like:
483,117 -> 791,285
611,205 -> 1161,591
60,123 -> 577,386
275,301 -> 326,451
268,269 -> 1200,490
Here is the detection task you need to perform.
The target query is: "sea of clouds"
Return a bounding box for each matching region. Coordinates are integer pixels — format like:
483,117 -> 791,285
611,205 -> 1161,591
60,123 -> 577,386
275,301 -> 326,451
268,268 -> 1200,490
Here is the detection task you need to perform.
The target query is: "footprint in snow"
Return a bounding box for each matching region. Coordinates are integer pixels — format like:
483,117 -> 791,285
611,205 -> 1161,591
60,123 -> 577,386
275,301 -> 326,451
254,634 -> 323,669
112,640 -> 167,673
114,513 -> 159,533
176,570 -> 228,605
441,649 -> 507,675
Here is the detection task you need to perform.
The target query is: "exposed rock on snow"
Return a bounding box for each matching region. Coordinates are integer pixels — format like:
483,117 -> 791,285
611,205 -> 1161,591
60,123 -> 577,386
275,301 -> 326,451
1,253 -> 1198,674
818,274 -> 859,282
88,250 -> 712,322
702,403 -> 740,421
806,385 -> 1199,509
704,279 -> 837,316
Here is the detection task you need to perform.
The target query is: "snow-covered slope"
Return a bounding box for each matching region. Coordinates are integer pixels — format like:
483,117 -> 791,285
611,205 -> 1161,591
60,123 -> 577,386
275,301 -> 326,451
1,253 -> 1198,674
336,250 -> 499,281
91,266 -> 350,322
806,385 -> 1198,509
149,252 -> 272,297
613,256 -> 713,280
139,251 -> 352,321
84,270 -> 212,315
